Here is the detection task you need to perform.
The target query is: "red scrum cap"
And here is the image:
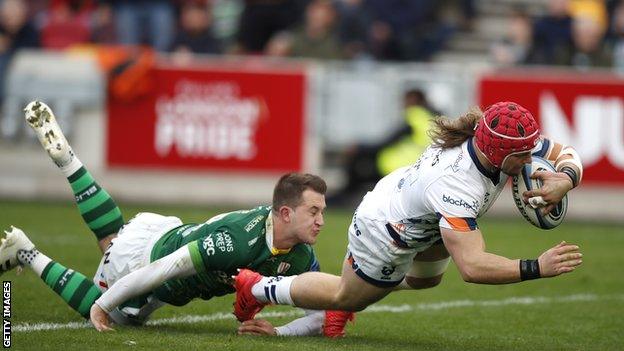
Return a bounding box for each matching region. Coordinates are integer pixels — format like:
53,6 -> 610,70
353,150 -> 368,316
474,101 -> 540,168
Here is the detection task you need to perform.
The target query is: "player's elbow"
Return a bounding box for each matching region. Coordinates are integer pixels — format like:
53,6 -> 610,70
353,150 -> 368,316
457,265 -> 479,283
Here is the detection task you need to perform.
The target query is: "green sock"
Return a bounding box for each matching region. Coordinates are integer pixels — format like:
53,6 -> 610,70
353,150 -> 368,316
67,167 -> 124,240
40,261 -> 102,319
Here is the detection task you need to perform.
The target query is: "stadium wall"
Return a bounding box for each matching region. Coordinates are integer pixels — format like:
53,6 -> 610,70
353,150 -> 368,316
0,51 -> 622,222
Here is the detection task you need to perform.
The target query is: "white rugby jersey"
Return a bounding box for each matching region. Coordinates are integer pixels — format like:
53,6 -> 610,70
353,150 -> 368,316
355,137 -> 552,249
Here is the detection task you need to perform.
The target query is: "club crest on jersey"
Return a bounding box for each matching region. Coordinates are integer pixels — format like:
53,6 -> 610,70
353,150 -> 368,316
277,262 -> 291,274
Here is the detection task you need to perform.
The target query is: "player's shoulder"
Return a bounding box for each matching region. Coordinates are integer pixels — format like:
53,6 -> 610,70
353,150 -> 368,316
422,143 -> 480,187
204,206 -> 271,235
424,144 -> 487,203
281,243 -> 317,273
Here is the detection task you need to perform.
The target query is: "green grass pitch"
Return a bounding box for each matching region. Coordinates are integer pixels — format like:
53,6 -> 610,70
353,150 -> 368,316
1,199 -> 623,350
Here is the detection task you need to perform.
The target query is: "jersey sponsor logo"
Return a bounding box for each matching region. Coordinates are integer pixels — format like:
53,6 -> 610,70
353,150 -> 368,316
202,236 -> 216,256
277,262 -> 291,274
442,194 -> 479,211
244,215 -> 264,232
248,237 -> 258,246
215,232 -> 234,252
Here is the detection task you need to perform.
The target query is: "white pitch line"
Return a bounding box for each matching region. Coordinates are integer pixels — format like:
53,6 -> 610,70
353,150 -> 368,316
13,293 -> 623,333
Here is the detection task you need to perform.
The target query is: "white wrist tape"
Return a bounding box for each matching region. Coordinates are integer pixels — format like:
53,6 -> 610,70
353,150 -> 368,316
555,147 -> 583,182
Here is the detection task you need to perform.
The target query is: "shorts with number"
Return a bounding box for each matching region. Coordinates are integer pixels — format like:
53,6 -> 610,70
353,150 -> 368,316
93,212 -> 182,324
346,215 -> 436,288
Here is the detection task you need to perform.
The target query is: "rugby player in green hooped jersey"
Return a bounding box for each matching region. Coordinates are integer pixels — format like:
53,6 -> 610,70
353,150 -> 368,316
0,101 -> 352,337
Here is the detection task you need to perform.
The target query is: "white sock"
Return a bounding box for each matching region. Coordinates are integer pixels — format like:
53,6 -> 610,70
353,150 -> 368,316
17,249 -> 51,276
58,151 -> 83,178
251,275 -> 296,305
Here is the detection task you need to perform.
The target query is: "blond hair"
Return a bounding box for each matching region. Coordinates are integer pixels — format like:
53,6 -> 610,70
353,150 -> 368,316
428,107 -> 483,149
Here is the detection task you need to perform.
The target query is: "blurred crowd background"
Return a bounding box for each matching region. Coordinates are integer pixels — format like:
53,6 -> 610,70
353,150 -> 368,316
2,0 -> 624,70
0,0 -> 622,217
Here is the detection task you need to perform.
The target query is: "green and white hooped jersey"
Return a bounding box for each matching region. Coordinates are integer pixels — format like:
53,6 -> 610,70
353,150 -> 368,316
149,206 -> 319,306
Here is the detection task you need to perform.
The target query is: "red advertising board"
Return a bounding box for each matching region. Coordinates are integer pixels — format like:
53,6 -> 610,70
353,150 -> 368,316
479,71 -> 624,185
107,64 -> 307,173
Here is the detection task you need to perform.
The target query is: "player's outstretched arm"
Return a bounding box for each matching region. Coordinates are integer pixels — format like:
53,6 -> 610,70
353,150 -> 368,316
90,246 -> 197,330
238,310 -> 325,337
441,228 -> 582,284
238,319 -> 277,336
90,304 -> 114,332
537,241 -> 583,277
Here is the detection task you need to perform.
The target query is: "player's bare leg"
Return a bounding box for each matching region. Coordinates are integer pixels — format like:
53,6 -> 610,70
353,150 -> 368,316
288,259 -> 392,311
25,101 -> 123,253
235,259 -> 391,337
395,243 -> 450,290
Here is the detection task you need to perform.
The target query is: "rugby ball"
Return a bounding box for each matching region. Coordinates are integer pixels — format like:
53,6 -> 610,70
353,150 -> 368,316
511,156 -> 568,229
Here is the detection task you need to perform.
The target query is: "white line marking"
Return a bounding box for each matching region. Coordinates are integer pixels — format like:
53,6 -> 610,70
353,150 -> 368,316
13,293 -> 623,332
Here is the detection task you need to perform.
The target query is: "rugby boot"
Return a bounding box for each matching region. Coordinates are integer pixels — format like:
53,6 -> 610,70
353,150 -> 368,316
24,100 -> 74,168
233,269 -> 269,322
323,310 -> 355,338
0,226 -> 35,274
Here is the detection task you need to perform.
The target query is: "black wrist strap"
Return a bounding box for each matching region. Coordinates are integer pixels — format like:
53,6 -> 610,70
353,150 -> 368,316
560,166 -> 579,188
520,259 -> 541,281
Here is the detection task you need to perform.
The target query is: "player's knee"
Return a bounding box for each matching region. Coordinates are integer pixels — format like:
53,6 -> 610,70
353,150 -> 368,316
404,274 -> 444,289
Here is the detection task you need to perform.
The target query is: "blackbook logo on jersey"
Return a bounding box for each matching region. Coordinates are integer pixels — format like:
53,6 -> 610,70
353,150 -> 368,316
442,194 -> 477,211
2,281 -> 10,348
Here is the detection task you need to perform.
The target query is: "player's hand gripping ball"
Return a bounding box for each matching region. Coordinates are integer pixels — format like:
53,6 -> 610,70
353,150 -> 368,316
512,156 -> 568,229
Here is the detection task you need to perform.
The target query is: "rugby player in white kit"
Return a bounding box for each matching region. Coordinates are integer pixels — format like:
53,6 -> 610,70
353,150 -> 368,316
233,101 -> 584,336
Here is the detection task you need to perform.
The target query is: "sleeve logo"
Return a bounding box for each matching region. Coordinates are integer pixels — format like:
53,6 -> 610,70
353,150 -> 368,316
442,194 -> 479,211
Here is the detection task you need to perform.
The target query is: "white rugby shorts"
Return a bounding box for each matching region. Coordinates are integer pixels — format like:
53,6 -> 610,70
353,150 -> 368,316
346,215 -> 441,287
93,212 -> 182,324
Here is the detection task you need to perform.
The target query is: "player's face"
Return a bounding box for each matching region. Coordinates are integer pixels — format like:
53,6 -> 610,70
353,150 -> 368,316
290,189 -> 326,245
501,151 -> 532,175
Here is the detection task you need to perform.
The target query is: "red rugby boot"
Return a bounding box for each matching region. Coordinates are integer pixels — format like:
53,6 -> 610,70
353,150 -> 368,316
233,269 -> 268,322
323,310 -> 355,337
